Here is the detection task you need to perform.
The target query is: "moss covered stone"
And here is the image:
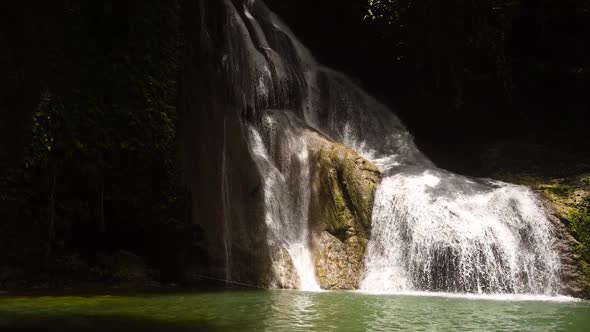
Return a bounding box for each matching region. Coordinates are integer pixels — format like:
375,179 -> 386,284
306,133 -> 380,289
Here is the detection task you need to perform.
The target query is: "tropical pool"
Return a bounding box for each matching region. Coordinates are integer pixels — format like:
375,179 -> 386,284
0,290 -> 588,331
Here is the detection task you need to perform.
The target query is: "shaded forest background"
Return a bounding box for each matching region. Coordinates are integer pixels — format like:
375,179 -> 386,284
0,0 -> 588,287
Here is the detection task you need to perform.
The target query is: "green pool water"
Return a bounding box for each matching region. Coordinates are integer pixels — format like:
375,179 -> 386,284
0,290 -> 588,331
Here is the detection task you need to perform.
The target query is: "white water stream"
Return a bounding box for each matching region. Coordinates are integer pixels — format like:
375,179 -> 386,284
214,0 -> 561,295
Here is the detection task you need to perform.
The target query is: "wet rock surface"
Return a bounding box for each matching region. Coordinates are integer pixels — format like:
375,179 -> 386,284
307,134 -> 380,289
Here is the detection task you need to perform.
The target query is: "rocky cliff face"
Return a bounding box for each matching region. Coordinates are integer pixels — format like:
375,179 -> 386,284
545,204 -> 588,297
179,0 -> 271,285
529,189 -> 589,298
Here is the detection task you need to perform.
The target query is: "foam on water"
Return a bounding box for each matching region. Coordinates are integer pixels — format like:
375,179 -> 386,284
357,290 -> 580,303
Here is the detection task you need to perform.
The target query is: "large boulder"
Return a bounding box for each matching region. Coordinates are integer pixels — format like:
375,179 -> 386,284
307,133 -> 381,289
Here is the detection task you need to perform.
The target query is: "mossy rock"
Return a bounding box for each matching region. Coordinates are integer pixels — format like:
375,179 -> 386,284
313,142 -> 380,239
307,134 -> 380,289
268,247 -> 299,289
314,232 -> 368,289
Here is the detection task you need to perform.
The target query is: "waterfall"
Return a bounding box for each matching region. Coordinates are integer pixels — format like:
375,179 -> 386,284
247,114 -> 319,290
221,117 -> 232,283
360,168 -> 560,294
211,0 -> 561,294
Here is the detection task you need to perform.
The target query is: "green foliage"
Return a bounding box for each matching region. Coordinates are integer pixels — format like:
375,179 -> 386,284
365,0 -> 514,102
366,0 -> 401,23
566,202 -> 590,264
362,0 -> 590,141
53,254 -> 90,275
0,0 -> 186,286
94,251 -> 153,284
568,208 -> 590,245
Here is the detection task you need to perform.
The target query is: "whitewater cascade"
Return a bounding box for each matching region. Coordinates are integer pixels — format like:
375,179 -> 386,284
360,169 -> 560,294
214,0 -> 561,294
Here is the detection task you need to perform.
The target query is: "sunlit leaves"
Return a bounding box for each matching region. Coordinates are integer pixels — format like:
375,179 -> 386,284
28,91 -> 60,168
365,0 -> 403,24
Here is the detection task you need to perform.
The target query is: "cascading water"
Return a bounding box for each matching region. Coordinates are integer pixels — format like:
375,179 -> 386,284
220,117 -> 232,283
214,0 -> 561,294
360,168 -> 560,294
248,114 -> 319,290
219,0 -> 322,289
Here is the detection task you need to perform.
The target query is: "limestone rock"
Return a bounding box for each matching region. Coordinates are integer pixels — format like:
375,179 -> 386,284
307,133 -> 381,289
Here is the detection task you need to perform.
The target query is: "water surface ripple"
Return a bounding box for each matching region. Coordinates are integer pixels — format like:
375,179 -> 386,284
0,290 -> 587,331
